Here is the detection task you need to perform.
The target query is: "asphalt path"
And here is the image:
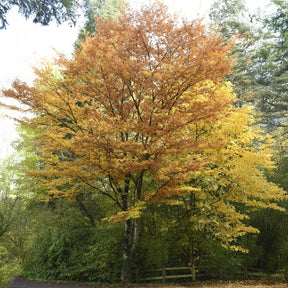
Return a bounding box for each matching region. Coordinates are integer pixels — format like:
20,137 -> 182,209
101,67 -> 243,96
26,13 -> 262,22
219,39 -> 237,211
9,277 -> 108,288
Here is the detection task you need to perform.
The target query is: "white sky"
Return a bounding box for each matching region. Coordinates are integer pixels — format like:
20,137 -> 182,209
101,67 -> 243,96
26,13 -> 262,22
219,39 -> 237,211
0,0 -> 269,158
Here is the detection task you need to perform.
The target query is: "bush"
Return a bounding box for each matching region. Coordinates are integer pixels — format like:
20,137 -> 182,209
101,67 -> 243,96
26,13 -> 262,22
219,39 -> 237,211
0,246 -> 21,288
25,221 -> 122,282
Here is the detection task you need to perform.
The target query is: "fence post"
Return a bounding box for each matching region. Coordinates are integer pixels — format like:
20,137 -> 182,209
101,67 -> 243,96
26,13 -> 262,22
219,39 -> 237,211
135,268 -> 140,283
190,263 -> 196,281
219,264 -> 223,280
162,267 -> 166,283
244,266 -> 248,280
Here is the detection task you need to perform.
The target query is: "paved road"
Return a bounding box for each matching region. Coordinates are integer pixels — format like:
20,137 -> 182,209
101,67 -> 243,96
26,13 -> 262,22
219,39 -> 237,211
9,277 -> 105,288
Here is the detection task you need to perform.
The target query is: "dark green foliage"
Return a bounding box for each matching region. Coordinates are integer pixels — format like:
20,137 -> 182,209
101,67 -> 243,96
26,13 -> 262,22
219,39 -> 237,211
0,0 -> 79,29
24,200 -> 122,282
78,225 -> 122,282
248,154 -> 288,273
269,154 -> 288,192
133,202 -> 251,283
249,208 -> 288,273
134,206 -> 170,272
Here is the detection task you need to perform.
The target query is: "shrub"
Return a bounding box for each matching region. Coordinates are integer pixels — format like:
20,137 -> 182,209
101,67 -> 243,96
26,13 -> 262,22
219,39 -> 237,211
0,246 -> 21,288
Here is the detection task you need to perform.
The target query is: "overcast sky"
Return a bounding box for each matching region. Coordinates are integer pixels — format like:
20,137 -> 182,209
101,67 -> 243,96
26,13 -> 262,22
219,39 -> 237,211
0,0 -> 269,158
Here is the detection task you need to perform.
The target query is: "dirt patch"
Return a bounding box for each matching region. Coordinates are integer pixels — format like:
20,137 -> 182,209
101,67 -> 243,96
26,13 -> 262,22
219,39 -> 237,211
8,278 -> 288,288
188,280 -> 288,287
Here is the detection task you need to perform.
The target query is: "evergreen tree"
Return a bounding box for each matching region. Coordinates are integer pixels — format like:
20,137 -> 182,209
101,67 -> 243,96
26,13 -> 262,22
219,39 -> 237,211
254,0 -> 288,133
209,0 -> 259,106
0,0 -> 79,29
78,0 -> 123,39
209,0 -> 288,273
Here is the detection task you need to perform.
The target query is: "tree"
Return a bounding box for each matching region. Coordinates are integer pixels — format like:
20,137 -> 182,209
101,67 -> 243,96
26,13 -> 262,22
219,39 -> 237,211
209,0 -> 288,273
209,0 -> 249,38
0,127 -> 122,282
254,0 -> 288,134
146,98 -> 286,273
79,0 -> 123,38
0,156 -> 20,239
1,0 -> 284,282
209,0 -> 260,107
210,0 -> 288,134
0,0 -> 80,29
184,103 -> 285,249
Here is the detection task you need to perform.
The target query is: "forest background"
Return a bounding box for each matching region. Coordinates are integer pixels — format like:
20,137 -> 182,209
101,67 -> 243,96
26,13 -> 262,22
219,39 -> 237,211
0,0 -> 288,287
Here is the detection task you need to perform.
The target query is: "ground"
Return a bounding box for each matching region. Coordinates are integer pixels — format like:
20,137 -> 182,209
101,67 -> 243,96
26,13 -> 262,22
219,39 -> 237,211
8,278 -> 288,288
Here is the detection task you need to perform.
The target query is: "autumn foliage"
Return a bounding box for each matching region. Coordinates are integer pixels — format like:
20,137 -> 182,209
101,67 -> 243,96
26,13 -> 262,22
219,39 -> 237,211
1,0 -> 286,282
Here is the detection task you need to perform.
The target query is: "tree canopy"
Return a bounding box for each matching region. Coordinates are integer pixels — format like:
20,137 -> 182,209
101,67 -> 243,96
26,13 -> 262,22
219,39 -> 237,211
0,0 -> 80,29
1,0 -> 287,283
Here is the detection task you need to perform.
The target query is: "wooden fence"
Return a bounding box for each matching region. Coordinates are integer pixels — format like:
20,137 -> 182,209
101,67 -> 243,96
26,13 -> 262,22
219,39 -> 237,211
136,265 -> 284,283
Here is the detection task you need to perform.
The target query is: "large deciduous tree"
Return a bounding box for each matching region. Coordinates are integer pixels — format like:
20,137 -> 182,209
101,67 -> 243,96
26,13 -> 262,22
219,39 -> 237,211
2,0 -> 285,282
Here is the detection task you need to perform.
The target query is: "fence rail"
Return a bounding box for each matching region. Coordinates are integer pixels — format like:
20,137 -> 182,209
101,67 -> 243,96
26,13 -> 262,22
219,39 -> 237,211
137,265 -> 283,283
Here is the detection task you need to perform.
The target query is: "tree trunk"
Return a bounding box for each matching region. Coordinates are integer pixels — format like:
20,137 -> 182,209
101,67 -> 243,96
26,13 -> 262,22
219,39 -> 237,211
121,173 -> 144,284
121,219 -> 132,283
189,238 -> 196,281
121,218 -> 141,283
